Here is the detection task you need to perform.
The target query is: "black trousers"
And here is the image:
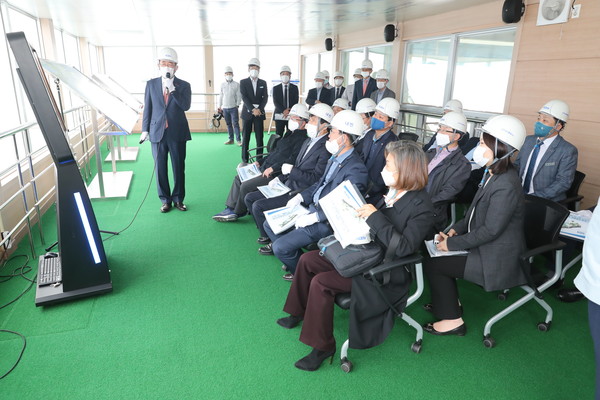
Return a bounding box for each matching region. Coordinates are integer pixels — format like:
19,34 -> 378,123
245,190 -> 290,237
423,255 -> 467,320
275,120 -> 288,137
225,175 -> 271,215
241,116 -> 264,163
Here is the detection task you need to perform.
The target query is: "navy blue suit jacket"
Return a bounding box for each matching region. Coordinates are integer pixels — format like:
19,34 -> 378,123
351,78 -> 377,110
239,77 -> 268,121
142,76 -> 191,142
282,134 -> 330,192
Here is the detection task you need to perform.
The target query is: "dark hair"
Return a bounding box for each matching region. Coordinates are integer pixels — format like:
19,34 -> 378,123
482,132 -> 512,175
384,140 -> 428,191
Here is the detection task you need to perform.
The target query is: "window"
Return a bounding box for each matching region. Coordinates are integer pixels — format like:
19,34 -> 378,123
89,43 -> 99,75
340,48 -> 365,83
319,51 -> 332,78
103,46 -> 155,95
367,44 -> 393,75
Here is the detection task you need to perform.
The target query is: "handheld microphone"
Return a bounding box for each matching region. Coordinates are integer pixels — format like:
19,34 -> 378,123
166,72 -> 171,79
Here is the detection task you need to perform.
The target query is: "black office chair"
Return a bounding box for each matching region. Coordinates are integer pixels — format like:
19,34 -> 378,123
558,170 -> 585,211
248,133 -> 281,163
334,253 -> 424,373
397,132 -> 419,142
482,195 -> 569,348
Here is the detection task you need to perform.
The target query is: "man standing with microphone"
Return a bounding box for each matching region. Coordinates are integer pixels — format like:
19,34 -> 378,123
140,47 -> 192,213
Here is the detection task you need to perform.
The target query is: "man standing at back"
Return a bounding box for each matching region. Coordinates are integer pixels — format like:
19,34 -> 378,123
272,65 -> 299,137
240,58 -> 269,163
141,47 -> 192,213
351,59 -> 377,110
218,66 -> 242,145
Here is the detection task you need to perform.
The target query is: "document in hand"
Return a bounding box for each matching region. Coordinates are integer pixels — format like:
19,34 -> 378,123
319,180 -> 371,248
257,177 -> 291,199
237,163 -> 261,182
560,210 -> 593,240
274,113 -> 289,121
424,240 -> 468,258
264,204 -> 309,235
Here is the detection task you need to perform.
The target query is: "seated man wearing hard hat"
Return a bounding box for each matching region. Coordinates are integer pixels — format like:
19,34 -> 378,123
369,69 -> 396,104
306,72 -> 333,107
423,99 -> 470,153
514,99 -> 578,201
352,98 -> 377,156
331,98 -> 350,114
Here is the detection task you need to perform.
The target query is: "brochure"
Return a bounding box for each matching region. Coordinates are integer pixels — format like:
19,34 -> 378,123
264,204 -> 309,235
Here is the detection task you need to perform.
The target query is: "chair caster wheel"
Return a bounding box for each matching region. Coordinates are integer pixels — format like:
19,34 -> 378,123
411,340 -> 422,354
537,322 -> 551,332
483,336 -> 496,348
497,292 -> 508,301
340,357 -> 353,373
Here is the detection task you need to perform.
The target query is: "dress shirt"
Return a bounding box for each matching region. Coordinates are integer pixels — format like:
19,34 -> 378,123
302,134 -> 325,161
312,148 -> 354,206
428,145 -> 459,174
219,80 -> 241,109
251,77 -> 259,108
522,134 -> 557,194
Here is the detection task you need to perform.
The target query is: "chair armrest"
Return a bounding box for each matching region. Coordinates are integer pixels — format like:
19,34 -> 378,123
558,195 -> 584,206
365,253 -> 423,278
520,241 -> 566,261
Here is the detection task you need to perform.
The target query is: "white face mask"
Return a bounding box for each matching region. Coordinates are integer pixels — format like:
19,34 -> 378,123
334,78 -> 343,87
315,81 -> 324,89
325,137 -> 341,155
225,74 -> 233,82
472,145 -> 490,167
287,119 -> 300,132
306,123 -> 319,139
435,133 -> 451,147
361,70 -> 370,78
381,167 -> 396,187
281,75 -> 290,84
376,81 -> 386,89
249,69 -> 259,78
160,66 -> 175,79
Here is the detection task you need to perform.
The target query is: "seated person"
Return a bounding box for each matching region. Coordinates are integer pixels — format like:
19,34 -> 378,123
212,104 -> 310,222
332,98 -> 350,114
352,97 -> 377,156
424,112 -> 471,232
361,97 -> 400,205
260,110 -> 368,281
276,141 -> 434,371
514,99 -> 578,202
423,99 -> 468,152
423,115 -> 528,336
245,104 -> 334,244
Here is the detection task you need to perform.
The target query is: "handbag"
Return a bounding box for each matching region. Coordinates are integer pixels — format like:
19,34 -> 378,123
317,232 -> 401,278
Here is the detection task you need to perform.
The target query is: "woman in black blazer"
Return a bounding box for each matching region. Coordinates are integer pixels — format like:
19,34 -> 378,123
276,141 -> 435,371
423,115 -> 528,336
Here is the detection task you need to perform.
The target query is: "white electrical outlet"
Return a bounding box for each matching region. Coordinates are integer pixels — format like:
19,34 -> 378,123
571,4 -> 581,19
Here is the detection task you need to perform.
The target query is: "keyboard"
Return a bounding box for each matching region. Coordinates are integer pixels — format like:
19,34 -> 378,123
38,255 -> 62,286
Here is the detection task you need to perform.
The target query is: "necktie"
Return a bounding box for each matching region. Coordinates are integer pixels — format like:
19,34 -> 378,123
362,79 -> 367,95
164,87 -> 169,129
335,88 -> 339,99
284,85 -> 288,109
522,140 -> 543,193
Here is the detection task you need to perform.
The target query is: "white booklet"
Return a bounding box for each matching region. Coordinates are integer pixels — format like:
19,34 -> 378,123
264,204 -> 309,235
560,210 -> 593,240
274,113 -> 289,121
424,240 -> 468,258
237,163 -> 261,182
319,180 -> 371,248
257,177 -> 291,199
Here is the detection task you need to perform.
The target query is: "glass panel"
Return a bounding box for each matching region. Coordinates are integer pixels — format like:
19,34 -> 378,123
340,48 -> 365,84
402,38 -> 450,106
62,32 -> 80,70
453,29 -> 516,113
7,7 -> 40,54
89,43 -> 99,74
103,46 -> 155,95
259,46 -> 300,110
367,44 -> 392,75
302,53 -> 319,99
319,51 -> 332,78
53,29 -> 65,63
0,15 -> 20,132
212,45 -> 257,112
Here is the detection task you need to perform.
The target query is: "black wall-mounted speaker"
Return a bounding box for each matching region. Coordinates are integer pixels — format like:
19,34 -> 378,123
384,24 -> 396,42
325,38 -> 333,51
502,0 -> 525,23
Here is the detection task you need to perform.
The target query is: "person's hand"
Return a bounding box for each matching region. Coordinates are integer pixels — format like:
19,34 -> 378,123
263,167 -> 274,177
281,163 -> 293,175
253,161 -> 260,166
286,193 -> 303,208
447,229 -> 457,237
356,204 -> 378,219
283,109 -> 290,117
139,131 -> 149,144
217,107 -> 223,113
295,213 -> 318,228
435,232 -> 449,252
165,79 -> 175,93
252,108 -> 262,117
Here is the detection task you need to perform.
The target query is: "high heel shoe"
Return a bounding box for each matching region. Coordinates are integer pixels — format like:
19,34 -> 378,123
423,322 -> 467,336
276,315 -> 303,329
294,348 -> 336,371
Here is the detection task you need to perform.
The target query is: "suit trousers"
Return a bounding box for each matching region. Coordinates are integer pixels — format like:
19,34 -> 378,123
263,220 -> 332,274
241,116 -> 265,163
151,133 -> 187,204
283,250 -> 352,352
222,107 -> 240,141
423,255 -> 467,320
245,191 -> 289,237
275,120 -> 288,137
589,300 -> 600,400
225,174 -> 271,215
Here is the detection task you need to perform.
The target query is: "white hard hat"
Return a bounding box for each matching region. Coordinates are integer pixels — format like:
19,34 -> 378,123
444,99 -> 463,114
481,115 -> 526,151
355,98 -> 377,114
353,68 -> 362,76
248,58 -> 261,67
330,110 -> 364,138
158,47 -> 178,63
439,111 -> 467,133
280,65 -> 291,73
375,97 -> 400,120
332,98 -> 350,110
361,59 -> 373,69
289,103 -> 310,120
333,71 -> 344,79
321,70 -> 330,78
539,99 -> 569,123
308,103 -> 334,123
314,72 -> 325,80
224,66 -> 233,73
376,69 -> 389,80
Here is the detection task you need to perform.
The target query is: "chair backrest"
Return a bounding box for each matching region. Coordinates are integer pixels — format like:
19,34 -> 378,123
523,195 -> 569,250
267,134 -> 281,152
398,132 -> 419,142
566,170 -> 585,199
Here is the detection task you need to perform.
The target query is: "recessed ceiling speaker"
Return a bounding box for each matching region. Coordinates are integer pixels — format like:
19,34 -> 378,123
325,38 -> 333,51
384,24 -> 396,42
502,0 -> 525,23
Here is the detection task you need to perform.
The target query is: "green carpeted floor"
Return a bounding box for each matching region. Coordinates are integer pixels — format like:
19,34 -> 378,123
0,132 -> 595,399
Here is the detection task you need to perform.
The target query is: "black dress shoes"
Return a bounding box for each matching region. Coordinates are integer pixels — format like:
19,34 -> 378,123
557,287 -> 584,303
276,315 -> 303,329
294,348 -> 336,371
174,202 -> 187,211
160,203 -> 172,213
423,322 -> 467,336
258,243 -> 274,255
257,236 -> 270,245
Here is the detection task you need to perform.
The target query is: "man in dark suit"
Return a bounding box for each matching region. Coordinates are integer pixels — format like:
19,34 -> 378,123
272,65 -> 299,137
306,72 -> 333,107
240,58 -> 269,163
330,71 -> 345,101
369,69 -> 396,104
514,99 -> 578,202
351,59 -> 377,110
141,47 -> 192,213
